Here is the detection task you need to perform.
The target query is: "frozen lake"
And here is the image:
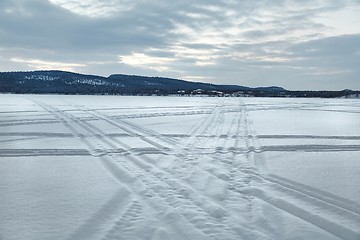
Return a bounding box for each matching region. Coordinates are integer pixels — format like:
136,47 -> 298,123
1,94 -> 359,240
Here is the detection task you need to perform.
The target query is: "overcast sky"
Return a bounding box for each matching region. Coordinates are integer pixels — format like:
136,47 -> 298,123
1,0 -> 359,90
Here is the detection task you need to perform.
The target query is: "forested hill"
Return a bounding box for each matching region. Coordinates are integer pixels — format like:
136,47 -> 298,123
0,70 -> 358,98
0,70 -> 282,94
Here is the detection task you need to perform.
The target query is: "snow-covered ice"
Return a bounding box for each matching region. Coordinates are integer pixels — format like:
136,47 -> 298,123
1,94 -> 359,240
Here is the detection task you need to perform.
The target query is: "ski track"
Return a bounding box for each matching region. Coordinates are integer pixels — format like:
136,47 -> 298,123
72,100 -> 360,239
0,148 -> 91,157
239,103 -> 360,240
30,100 -> 253,240
66,103 -> 260,239
102,99 -> 359,239
3,97 -> 360,240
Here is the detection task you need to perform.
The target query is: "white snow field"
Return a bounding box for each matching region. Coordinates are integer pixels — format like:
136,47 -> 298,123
1,94 -> 360,240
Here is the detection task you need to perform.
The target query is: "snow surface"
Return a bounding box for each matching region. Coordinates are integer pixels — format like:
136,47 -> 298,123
1,94 -> 359,240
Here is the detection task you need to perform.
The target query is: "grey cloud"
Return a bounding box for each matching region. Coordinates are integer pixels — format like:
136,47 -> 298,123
290,34 -> 360,57
0,0 -> 359,90
0,0 -> 171,52
202,34 -> 360,89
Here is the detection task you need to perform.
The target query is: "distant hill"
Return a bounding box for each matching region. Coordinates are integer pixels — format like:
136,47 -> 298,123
0,70 -> 283,95
0,70 -> 358,98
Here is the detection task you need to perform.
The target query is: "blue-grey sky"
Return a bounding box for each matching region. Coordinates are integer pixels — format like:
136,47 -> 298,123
1,0 -> 359,90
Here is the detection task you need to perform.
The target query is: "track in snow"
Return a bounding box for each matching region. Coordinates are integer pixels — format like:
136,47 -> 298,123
1,95 -> 359,240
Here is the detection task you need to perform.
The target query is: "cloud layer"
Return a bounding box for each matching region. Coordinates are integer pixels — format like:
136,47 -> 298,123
1,0 -> 359,90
